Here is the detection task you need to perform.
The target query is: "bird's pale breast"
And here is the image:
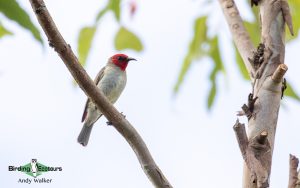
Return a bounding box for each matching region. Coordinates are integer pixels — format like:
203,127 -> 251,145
97,65 -> 127,104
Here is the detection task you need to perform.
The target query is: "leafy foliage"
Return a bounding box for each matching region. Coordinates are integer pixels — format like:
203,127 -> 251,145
77,26 -> 97,66
174,1 -> 300,109
96,0 -> 121,22
207,37 -> 224,109
287,0 -> 300,39
173,16 -> 226,109
115,26 -> 143,51
243,21 -> 260,45
173,17 -> 208,93
77,0 -> 143,68
108,0 -> 121,21
285,82 -> 300,101
0,0 -> 42,43
0,23 -> 13,38
0,0 -> 298,108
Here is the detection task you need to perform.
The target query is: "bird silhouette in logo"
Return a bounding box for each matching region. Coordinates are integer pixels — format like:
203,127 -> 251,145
30,159 -> 38,178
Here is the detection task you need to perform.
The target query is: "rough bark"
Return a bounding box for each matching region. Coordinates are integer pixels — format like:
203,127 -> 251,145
233,120 -> 271,187
244,0 -> 290,187
29,0 -> 172,187
219,0 -> 292,187
288,154 -> 300,188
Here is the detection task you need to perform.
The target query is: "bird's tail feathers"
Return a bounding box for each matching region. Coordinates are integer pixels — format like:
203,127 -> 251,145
77,124 -> 94,147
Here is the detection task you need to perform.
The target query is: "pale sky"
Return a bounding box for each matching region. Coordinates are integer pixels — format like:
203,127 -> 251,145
1,0 -> 300,187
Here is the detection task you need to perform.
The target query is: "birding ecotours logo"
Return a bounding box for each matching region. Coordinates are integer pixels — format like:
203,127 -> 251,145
8,159 -> 62,182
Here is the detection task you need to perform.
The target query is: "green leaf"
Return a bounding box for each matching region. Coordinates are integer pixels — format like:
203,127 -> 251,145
114,26 -> 143,51
207,82 -> 216,109
96,0 -> 121,22
235,47 -> 250,80
209,37 -> 224,75
285,82 -> 300,101
109,0 -> 121,21
189,16 -> 208,56
287,0 -> 300,39
173,53 -> 193,93
96,7 -> 109,22
244,21 -> 260,45
0,0 -> 43,44
250,6 -> 259,21
77,26 -> 97,66
0,23 -> 13,38
173,17 -> 226,109
173,16 -> 208,93
207,36 -> 224,109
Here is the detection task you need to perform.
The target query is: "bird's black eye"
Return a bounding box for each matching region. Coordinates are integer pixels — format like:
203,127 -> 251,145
118,56 -> 125,61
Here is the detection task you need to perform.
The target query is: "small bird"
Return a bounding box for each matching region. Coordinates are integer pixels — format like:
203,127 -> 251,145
77,54 -> 136,146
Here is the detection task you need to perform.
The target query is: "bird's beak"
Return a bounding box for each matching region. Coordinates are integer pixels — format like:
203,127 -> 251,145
127,57 -> 137,62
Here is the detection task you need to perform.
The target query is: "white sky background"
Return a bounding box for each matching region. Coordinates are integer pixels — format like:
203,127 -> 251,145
0,0 -> 300,187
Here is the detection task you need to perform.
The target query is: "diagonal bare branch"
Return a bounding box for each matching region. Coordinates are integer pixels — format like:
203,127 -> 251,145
218,0 -> 255,78
29,0 -> 172,187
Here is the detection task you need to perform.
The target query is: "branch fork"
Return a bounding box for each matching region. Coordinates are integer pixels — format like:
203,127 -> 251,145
220,0 -> 294,187
233,120 -> 271,188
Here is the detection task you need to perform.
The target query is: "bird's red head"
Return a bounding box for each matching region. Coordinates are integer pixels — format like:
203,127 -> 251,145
110,54 -> 136,71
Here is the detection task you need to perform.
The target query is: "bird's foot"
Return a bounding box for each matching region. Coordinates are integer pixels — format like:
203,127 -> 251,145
106,112 -> 126,126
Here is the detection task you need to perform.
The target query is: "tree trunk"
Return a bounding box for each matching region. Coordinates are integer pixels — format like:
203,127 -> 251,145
219,0 -> 293,187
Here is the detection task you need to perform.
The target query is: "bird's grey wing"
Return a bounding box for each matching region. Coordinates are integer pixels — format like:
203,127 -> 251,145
81,67 -> 106,122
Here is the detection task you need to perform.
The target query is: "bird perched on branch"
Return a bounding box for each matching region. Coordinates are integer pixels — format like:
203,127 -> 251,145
77,54 -> 136,146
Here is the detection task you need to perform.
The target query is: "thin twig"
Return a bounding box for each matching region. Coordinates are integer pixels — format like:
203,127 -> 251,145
29,0 -> 172,187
